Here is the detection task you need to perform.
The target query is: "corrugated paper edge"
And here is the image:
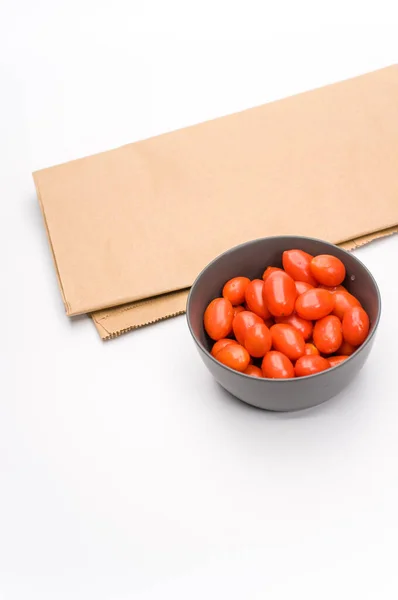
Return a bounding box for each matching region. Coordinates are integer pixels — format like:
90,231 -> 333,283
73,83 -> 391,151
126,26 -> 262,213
91,226 -> 398,340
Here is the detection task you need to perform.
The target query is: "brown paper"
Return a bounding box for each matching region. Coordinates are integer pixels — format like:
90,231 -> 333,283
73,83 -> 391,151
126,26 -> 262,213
33,65 -> 398,338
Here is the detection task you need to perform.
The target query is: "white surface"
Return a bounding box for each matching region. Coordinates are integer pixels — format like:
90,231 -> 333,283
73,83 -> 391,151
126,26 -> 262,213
1,4 -> 398,599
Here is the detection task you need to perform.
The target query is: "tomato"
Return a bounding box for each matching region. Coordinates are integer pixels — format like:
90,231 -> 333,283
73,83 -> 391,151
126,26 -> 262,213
328,355 -> 349,368
313,315 -> 343,354
295,281 -> 314,296
295,288 -> 334,320
261,351 -> 295,379
233,310 -> 264,345
318,284 -> 347,293
275,313 -> 313,341
233,305 -> 245,318
204,298 -> 234,340
270,324 -> 305,360
244,323 -> 272,357
304,342 -> 320,356
211,338 -> 237,357
332,291 -> 361,320
337,340 -> 357,356
215,343 -> 250,372
222,276 -> 250,305
294,355 -> 330,377
245,279 -> 271,319
310,254 -> 346,286
263,271 -> 297,317
282,249 -> 317,286
342,306 -> 370,346
262,266 -> 283,282
244,364 -> 263,378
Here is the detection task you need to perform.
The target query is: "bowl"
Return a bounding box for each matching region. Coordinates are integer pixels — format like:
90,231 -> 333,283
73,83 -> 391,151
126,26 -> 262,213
186,236 -> 381,411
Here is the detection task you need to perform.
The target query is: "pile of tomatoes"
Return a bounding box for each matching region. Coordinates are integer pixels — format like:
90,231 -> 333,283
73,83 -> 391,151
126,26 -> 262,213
203,249 -> 370,379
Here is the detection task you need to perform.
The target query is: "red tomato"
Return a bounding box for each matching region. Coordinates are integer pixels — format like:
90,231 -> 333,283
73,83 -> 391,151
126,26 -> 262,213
232,311 -> 264,345
332,291 -> 361,320
222,276 -> 250,305
211,338 -> 237,357
270,324 -> 305,361
295,281 -> 314,296
262,266 -> 283,282
295,355 -> 330,377
304,343 -> 320,356
275,313 -> 313,341
263,271 -> 297,317
342,306 -> 370,346
244,323 -> 272,357
313,315 -> 343,354
318,284 -> 347,293
245,279 -> 271,319
204,298 -> 234,340
310,254 -> 346,286
261,351 -> 295,379
328,355 -> 349,368
295,288 -> 334,320
216,343 -> 251,372
233,305 -> 245,318
244,365 -> 263,378
337,340 -> 357,356
282,249 -> 317,286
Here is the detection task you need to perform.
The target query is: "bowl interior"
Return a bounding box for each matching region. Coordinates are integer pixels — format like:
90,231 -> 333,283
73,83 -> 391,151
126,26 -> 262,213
187,236 -> 380,357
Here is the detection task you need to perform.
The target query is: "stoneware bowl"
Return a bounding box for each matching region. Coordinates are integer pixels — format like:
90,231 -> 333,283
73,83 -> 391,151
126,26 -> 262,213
186,236 -> 381,411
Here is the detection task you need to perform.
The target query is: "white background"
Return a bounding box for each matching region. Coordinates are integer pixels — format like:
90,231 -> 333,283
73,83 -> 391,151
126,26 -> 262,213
1,2 -> 398,598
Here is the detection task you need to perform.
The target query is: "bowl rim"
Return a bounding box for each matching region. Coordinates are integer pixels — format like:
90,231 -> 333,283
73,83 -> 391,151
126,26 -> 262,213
186,234 -> 381,383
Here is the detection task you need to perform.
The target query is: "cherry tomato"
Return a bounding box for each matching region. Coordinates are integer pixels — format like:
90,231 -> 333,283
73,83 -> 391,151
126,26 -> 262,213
244,323 -> 272,357
295,288 -> 334,320
233,305 -> 245,318
342,306 -> 370,346
245,279 -> 271,319
337,340 -> 357,356
282,249 -> 317,286
216,343 -> 250,372
261,351 -> 295,379
204,298 -> 234,340
313,315 -> 343,354
244,365 -> 263,378
295,281 -> 314,296
304,342 -> 320,356
262,266 -> 283,282
318,284 -> 347,293
270,324 -> 305,361
295,355 -> 330,377
328,355 -> 349,368
263,271 -> 297,317
275,313 -> 313,341
222,276 -> 250,306
310,254 -> 346,286
233,310 -> 264,345
332,291 -> 361,320
211,338 -> 237,357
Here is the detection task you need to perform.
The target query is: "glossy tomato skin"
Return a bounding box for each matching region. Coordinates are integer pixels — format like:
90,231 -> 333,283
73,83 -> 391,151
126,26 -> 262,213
233,305 -> 245,318
313,315 -> 343,354
304,343 -> 320,356
244,323 -> 272,358
318,284 -> 347,293
282,249 -> 317,286
232,311 -> 264,345
216,343 -> 251,372
204,298 -> 234,340
295,355 -> 330,377
261,351 -> 295,379
295,281 -> 314,296
342,306 -> 370,346
332,291 -> 361,320
270,324 -> 305,361
328,355 -> 349,368
337,340 -> 357,356
262,266 -> 283,282
263,271 -> 297,317
295,288 -> 334,320
211,338 -> 237,357
222,276 -> 250,305
275,313 -> 313,341
310,254 -> 346,286
244,364 -> 263,378
245,279 -> 271,319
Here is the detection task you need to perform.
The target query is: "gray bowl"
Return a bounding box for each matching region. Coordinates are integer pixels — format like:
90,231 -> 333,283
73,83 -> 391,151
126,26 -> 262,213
186,236 -> 381,411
